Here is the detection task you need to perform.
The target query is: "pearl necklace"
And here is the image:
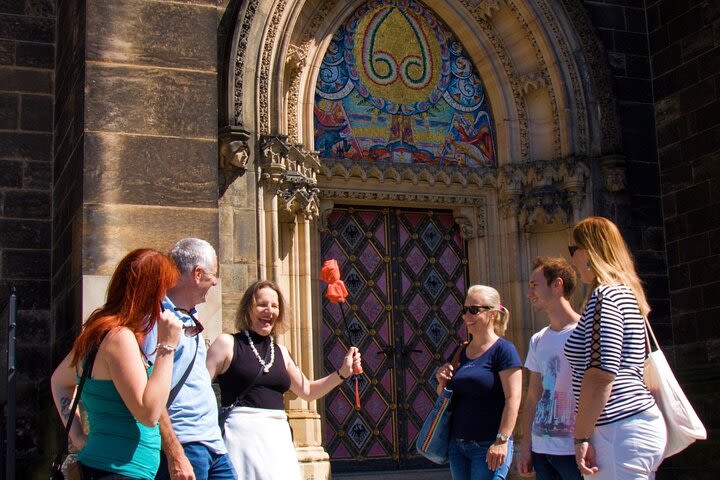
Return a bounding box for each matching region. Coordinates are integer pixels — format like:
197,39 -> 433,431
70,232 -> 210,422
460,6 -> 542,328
244,329 -> 274,374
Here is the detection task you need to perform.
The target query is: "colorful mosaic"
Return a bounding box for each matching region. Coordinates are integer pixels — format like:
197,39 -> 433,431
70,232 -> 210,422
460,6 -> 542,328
315,0 -> 496,167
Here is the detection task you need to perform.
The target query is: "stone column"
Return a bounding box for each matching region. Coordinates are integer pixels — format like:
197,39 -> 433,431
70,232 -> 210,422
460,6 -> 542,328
67,0 -> 221,328
258,135 -> 329,478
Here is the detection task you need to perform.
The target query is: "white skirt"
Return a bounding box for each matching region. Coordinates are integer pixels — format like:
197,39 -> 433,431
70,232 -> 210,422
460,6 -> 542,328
223,406 -> 302,480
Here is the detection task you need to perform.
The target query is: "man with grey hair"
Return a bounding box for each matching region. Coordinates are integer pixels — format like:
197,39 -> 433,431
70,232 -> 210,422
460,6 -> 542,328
144,238 -> 236,480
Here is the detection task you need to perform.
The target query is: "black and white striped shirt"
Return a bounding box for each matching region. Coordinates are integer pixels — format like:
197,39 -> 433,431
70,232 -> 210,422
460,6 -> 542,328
564,284 -> 655,425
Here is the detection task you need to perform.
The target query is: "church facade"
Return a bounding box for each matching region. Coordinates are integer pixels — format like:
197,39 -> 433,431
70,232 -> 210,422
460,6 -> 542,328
1,0 -> 717,478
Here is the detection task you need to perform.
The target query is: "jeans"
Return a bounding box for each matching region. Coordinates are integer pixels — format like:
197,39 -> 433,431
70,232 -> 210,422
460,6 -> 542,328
531,452 -> 582,480
448,438 -> 513,480
156,442 -> 237,480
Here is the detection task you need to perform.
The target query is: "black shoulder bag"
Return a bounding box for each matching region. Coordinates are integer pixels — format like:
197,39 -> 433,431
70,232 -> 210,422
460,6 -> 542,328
218,337 -> 272,436
49,344 -> 101,480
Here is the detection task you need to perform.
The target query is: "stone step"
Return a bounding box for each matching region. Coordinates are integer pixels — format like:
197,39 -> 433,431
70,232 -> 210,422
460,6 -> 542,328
332,468 -> 452,480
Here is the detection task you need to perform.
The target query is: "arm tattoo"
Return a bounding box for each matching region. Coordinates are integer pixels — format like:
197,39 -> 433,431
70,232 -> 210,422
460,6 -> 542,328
60,396 -> 72,420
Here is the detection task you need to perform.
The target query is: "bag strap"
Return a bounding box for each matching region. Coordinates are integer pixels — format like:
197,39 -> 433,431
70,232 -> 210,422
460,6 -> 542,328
643,316 -> 660,355
449,340 -> 469,371
51,341 -> 101,471
227,335 -> 273,409
166,333 -> 198,407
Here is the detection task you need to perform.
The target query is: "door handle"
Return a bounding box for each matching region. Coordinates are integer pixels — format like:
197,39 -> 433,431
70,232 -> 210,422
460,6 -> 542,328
400,347 -> 422,356
377,347 -> 394,356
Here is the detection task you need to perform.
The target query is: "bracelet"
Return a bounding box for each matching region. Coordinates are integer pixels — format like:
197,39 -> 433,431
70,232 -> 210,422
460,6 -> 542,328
574,437 -> 590,445
336,369 -> 348,380
156,343 -> 176,355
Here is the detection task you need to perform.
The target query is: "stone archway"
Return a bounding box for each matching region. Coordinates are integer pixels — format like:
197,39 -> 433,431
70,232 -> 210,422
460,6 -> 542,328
217,0 -> 626,477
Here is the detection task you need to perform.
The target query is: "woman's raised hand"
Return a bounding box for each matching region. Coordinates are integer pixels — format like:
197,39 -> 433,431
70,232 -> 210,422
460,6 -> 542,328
156,309 -> 183,350
339,346 -> 362,378
435,362 -> 454,390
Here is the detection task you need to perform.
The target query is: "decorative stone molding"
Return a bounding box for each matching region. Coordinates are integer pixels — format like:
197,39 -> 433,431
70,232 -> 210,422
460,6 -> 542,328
259,135 -> 321,221
520,185 -> 570,226
477,204 -> 487,237
498,171 -> 523,218
233,0 -> 259,125
562,0 -> 621,153
538,0 -> 621,154
319,158 -> 498,188
534,0 -> 590,155
466,0 -> 501,19
286,44 -> 308,143
521,70 -> 547,94
469,12 -> 530,160
506,0 -> 562,159
454,214 -> 476,239
318,199 -> 335,232
259,0 -> 290,133
320,189 -> 488,207
599,154 -> 626,193
498,158 -> 590,227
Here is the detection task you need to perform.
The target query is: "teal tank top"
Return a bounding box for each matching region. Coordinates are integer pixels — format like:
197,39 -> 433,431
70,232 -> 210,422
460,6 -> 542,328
77,367 -> 160,479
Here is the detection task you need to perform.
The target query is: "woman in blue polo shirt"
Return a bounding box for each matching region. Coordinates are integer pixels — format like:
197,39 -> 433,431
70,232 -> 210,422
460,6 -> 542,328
435,285 -> 523,480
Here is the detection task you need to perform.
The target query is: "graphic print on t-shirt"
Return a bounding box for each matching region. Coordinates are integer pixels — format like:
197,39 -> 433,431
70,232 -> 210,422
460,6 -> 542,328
532,354 -> 575,437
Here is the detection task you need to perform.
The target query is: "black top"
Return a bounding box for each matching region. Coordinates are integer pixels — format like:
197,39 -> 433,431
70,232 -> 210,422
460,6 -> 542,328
217,331 -> 291,410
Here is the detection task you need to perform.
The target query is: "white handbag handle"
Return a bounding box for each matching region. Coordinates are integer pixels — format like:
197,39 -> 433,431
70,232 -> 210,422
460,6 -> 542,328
643,316 -> 660,354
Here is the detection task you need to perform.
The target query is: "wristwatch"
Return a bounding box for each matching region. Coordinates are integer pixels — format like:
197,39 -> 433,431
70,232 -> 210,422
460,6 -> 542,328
495,433 -> 509,444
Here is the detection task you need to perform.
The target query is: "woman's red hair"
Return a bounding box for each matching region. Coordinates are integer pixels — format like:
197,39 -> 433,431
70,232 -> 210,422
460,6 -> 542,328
71,248 -> 179,366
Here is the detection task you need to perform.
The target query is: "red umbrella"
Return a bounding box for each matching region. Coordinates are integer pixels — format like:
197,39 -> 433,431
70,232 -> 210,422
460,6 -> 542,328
321,259 -> 362,408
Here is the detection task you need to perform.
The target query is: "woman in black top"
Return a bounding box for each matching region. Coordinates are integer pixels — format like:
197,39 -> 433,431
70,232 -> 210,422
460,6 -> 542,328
206,280 -> 361,480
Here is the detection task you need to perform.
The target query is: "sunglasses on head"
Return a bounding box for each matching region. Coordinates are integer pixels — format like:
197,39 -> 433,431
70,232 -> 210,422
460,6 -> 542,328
568,245 -> 580,257
174,307 -> 205,337
462,305 -> 493,315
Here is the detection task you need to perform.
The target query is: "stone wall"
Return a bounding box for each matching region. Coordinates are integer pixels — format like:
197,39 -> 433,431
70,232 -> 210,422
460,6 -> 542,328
648,0 -> 720,477
583,0 -> 719,477
582,0 -> 672,339
0,0 -> 55,475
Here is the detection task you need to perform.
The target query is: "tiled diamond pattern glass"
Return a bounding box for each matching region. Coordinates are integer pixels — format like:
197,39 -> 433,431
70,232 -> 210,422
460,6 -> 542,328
321,206 -> 468,471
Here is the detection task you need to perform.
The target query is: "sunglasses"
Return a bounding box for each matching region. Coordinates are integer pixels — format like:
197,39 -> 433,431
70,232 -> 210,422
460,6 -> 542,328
568,245 -> 580,257
462,305 -> 493,315
174,307 -> 205,337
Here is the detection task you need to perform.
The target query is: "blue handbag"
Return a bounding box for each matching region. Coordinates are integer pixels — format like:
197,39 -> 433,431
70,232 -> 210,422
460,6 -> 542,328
415,387 -> 454,464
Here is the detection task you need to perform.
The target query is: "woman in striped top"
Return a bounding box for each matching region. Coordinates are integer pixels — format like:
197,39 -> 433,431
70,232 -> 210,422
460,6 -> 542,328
564,217 -> 666,479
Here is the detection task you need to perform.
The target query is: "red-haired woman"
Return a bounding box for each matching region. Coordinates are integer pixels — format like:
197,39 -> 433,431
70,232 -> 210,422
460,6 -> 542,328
51,249 -> 184,480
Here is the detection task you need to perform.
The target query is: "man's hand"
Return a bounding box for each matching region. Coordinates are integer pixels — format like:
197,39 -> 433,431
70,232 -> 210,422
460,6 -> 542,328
167,450 -> 196,480
517,441 -> 534,477
159,410 -> 196,480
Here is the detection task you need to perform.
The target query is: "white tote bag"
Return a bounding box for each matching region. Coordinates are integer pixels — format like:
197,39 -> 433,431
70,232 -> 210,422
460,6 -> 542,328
644,318 -> 706,458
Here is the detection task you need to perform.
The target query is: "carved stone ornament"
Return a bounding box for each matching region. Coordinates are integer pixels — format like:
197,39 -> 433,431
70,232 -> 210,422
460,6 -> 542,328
599,154 -> 627,193
233,0 -> 259,125
521,70 -> 547,94
498,158 -> 590,228
454,215 -> 476,239
259,135 -> 321,221
286,44 -> 308,143
319,158 -> 498,188
219,126 -> 251,174
466,0 -> 501,19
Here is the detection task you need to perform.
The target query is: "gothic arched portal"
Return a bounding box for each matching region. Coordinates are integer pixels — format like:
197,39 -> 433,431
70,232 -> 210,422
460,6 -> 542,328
218,0 -> 624,477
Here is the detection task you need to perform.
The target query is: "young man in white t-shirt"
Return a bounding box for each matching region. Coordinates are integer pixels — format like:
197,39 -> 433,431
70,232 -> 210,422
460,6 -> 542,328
518,257 -> 582,480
